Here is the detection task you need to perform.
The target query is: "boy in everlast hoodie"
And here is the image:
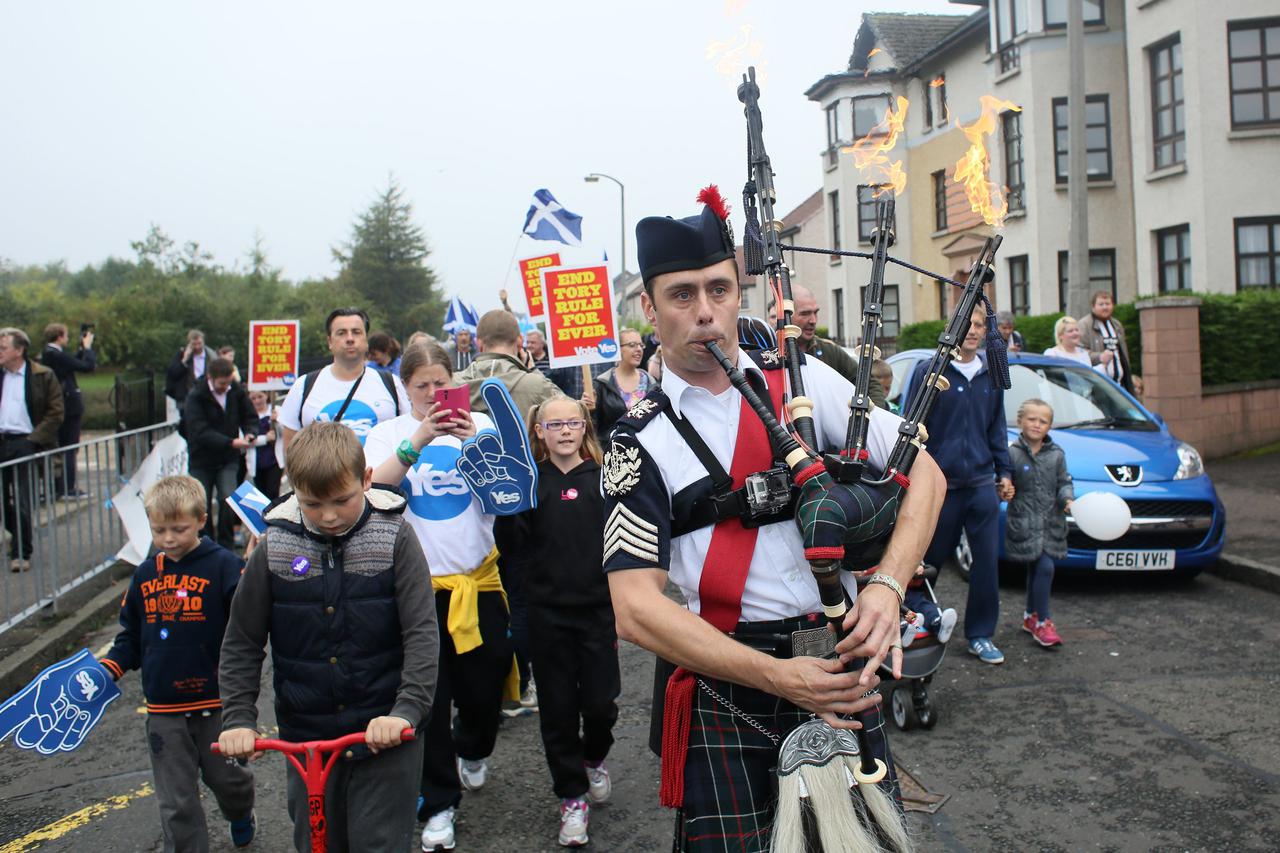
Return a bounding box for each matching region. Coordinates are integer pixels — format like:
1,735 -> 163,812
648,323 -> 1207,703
99,475 -> 256,852
218,422 -> 438,853
494,396 -> 618,848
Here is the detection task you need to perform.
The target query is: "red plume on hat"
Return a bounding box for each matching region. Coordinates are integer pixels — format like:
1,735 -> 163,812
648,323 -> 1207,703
697,185 -> 731,221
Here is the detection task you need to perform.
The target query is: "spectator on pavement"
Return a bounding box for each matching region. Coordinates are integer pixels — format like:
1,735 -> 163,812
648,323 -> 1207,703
41,323 -> 96,500
443,329 -> 477,372
0,328 -> 64,573
277,307 -> 408,450
907,307 -> 1013,665
1044,317 -> 1096,370
184,357 -> 257,549
593,328 -> 658,439
995,311 -> 1024,353
1079,291 -> 1141,395
368,331 -> 403,376
790,284 -> 887,409
165,329 -> 208,407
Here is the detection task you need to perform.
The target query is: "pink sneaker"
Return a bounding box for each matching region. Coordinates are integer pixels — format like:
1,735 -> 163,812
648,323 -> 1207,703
1021,613 -> 1038,635
1031,619 -> 1062,648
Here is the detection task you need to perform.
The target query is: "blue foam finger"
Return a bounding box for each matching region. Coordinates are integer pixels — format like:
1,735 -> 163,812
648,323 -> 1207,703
0,649 -> 120,755
454,381 -> 539,516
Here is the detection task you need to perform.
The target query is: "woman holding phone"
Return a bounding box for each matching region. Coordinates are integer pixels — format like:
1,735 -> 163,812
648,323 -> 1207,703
364,342 -> 518,853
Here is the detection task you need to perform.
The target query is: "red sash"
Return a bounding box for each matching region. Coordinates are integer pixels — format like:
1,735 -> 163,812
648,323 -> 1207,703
660,366 -> 786,808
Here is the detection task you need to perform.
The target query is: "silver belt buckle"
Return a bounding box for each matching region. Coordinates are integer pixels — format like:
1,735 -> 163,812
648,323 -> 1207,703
790,625 -> 835,658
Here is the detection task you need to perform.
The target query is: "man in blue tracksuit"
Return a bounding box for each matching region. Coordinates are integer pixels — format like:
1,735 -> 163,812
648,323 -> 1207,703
907,308 -> 1013,664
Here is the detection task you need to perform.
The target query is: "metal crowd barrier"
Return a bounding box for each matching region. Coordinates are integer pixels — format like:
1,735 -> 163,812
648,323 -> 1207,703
0,422 -> 178,635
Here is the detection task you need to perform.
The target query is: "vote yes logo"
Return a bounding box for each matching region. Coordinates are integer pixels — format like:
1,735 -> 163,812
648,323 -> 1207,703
597,338 -> 619,359
316,399 -> 378,443
403,445 -> 472,521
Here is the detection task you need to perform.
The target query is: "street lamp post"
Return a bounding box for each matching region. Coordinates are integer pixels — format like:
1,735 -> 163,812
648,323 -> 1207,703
584,173 -> 625,273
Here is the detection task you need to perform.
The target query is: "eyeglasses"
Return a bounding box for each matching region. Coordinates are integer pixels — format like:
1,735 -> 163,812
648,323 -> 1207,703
542,419 -> 586,431
620,342 -> 644,350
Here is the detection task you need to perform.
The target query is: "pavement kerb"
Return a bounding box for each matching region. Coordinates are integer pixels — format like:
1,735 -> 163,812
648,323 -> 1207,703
0,573 -> 130,698
1209,553 -> 1280,595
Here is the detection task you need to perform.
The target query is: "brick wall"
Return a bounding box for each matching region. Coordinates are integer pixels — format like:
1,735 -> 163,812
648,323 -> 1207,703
1138,296 -> 1280,459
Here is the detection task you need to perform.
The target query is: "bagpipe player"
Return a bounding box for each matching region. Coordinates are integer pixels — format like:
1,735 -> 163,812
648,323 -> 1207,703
602,192 -> 945,851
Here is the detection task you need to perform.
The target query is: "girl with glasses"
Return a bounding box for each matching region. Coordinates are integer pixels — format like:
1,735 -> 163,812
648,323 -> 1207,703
593,328 -> 658,440
494,396 -> 619,848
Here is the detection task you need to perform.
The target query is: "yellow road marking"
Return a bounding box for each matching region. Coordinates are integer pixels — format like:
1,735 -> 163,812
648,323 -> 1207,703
0,783 -> 153,853
93,639 -> 113,658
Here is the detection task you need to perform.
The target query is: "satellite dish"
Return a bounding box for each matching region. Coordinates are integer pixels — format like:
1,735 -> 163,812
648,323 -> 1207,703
1071,491 -> 1131,541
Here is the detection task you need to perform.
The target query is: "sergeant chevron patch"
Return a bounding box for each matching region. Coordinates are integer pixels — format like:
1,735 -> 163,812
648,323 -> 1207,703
604,504 -> 660,565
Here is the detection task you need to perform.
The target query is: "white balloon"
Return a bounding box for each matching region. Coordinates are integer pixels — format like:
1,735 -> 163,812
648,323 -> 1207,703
1071,491 -> 1131,541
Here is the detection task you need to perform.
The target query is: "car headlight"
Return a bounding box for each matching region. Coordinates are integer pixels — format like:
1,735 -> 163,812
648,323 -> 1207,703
1174,442 -> 1204,480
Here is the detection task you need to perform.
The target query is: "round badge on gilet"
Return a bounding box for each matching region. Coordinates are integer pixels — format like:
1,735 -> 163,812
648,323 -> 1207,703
402,445 -> 472,521
315,399 -> 379,444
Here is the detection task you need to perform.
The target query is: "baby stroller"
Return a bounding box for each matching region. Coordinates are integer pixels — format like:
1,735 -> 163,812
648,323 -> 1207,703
859,564 -> 948,731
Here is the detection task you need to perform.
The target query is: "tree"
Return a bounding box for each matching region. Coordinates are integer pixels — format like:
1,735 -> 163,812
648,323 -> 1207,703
333,176 -> 445,341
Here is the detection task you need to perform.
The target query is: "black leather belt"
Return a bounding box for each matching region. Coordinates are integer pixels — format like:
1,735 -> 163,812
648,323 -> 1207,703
0,432 -> 30,440
731,613 -> 835,659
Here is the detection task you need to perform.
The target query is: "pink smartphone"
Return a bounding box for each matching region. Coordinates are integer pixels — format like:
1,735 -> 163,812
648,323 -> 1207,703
433,386 -> 471,418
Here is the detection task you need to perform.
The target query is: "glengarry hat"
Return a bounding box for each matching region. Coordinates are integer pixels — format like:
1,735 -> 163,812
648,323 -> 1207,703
636,185 -> 735,286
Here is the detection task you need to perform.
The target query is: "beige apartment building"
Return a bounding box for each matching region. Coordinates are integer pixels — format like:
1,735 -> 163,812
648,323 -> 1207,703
801,0 -> 1279,345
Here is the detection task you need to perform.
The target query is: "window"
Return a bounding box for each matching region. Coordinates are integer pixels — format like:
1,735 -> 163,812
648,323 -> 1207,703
932,171 -> 948,231
1228,18 -> 1280,128
934,75 -> 948,124
852,94 -> 891,138
856,186 -> 880,243
1156,225 -> 1192,293
1057,249 -> 1116,310
1002,110 -> 1025,212
936,279 -> 949,320
741,283 -> 753,311
829,190 -> 842,252
825,102 -> 841,148
1044,0 -> 1104,29
1052,95 -> 1113,183
882,285 -> 900,338
1149,37 -> 1185,167
1235,216 -> 1280,289
996,0 -> 1028,46
922,78 -> 934,129
833,288 -> 846,344
1008,255 -> 1030,315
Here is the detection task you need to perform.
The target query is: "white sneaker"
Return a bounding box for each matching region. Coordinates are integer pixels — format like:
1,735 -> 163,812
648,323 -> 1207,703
558,798 -> 589,847
937,608 -> 958,644
585,761 -> 611,804
421,807 -> 456,851
458,757 -> 487,791
520,680 -> 539,710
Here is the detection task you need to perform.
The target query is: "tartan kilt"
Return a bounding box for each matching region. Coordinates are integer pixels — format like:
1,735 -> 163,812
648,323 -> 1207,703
675,675 -> 900,853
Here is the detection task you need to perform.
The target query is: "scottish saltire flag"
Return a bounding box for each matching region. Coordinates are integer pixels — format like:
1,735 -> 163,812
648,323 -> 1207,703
443,297 -> 480,335
522,189 -> 583,246
0,649 -> 121,755
516,313 -> 539,336
225,481 -> 271,536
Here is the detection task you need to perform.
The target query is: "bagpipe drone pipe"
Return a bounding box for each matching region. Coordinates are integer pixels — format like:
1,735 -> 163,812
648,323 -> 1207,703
728,66 -> 1010,853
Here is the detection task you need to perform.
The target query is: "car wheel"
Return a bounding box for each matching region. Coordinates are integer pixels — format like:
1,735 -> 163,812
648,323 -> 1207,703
947,530 -> 973,583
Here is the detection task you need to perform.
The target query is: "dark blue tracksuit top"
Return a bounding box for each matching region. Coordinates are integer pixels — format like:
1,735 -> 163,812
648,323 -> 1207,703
907,354 -> 1012,490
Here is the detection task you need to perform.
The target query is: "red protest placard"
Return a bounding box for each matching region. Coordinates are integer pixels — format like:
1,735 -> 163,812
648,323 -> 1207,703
541,265 -> 620,368
517,253 -> 560,319
248,320 -> 300,391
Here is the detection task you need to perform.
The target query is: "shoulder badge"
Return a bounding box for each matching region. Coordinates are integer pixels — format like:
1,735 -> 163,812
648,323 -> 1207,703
602,439 -> 643,497
745,347 -> 785,371
615,388 -> 668,432
626,397 -> 660,420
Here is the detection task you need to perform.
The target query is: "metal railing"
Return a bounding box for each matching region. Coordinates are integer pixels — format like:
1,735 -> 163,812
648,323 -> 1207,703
0,421 -> 178,635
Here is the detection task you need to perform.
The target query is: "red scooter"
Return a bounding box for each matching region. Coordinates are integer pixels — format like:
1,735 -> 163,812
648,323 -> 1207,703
213,728 -> 416,853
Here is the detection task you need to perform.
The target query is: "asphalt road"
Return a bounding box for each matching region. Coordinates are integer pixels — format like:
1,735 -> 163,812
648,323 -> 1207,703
1,568 -> 1278,852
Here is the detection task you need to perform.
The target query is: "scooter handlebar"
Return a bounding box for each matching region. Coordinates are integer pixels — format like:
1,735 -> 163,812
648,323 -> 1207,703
212,728 -> 416,756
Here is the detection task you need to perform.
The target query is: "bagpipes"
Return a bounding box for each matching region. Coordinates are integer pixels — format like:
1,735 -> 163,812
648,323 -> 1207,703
728,67 -> 1010,852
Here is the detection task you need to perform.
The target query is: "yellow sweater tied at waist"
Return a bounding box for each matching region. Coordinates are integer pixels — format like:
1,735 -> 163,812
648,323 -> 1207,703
430,548 -> 520,701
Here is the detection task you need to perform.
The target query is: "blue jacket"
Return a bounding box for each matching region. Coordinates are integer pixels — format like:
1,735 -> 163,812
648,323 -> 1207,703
100,537 -> 243,714
907,354 -> 1011,490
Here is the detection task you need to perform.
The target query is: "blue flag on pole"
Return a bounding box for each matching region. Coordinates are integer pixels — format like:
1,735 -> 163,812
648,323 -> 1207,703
0,648 -> 121,755
522,189 -> 583,246
225,481 -> 270,537
443,296 -> 479,335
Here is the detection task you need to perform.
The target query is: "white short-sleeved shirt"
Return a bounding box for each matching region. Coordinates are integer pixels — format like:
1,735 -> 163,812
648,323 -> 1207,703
278,366 -> 410,445
365,412 -> 496,576
602,349 -> 903,622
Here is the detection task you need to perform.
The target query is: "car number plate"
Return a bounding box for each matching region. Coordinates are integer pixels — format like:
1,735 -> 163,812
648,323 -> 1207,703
1095,550 -> 1176,570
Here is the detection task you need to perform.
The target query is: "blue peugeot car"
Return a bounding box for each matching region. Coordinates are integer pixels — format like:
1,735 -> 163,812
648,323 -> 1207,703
889,350 -> 1226,577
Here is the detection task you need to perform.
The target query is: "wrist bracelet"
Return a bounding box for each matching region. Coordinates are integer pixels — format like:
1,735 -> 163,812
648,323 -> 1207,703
866,573 -> 905,605
396,439 -> 421,466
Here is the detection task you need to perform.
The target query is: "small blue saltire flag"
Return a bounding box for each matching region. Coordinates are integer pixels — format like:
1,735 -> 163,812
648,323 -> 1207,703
225,481 -> 271,537
516,313 -> 539,336
522,189 -> 583,246
443,296 -> 480,335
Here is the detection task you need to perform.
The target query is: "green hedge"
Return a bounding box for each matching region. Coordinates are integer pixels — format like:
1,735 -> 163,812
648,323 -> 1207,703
1199,289 -> 1280,386
896,303 -> 1142,375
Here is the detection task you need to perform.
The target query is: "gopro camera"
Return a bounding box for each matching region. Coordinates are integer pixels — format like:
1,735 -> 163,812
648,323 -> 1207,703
743,464 -> 792,519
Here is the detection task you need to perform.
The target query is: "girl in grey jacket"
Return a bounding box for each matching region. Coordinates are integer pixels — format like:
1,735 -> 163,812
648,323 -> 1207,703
1005,399 -> 1074,648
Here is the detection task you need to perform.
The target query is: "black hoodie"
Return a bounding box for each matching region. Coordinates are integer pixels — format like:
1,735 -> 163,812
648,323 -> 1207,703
496,458 -> 610,608
100,537 -> 243,714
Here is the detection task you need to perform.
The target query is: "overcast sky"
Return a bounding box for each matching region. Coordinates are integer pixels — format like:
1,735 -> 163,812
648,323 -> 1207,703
1,0 -> 964,315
